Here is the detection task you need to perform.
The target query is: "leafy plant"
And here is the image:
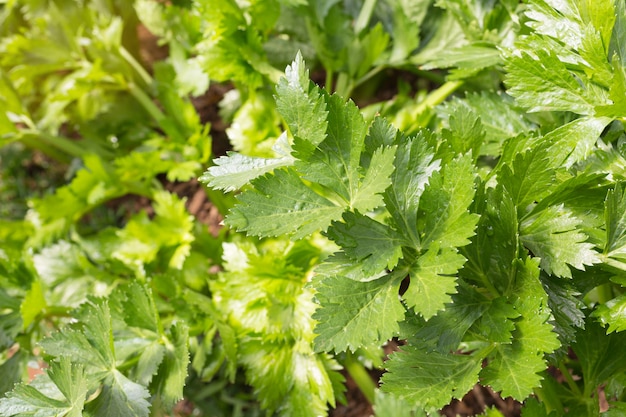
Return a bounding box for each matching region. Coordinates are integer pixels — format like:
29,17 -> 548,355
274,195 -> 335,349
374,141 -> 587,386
3,0 -> 626,416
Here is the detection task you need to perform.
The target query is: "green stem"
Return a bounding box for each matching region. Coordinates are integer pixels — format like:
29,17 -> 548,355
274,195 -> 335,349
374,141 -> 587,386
413,80 -> 464,116
120,45 -> 152,86
558,361 -> 582,397
325,70 -> 334,93
344,351 -> 376,404
597,283 -> 613,304
20,131 -> 88,161
477,271 -> 501,299
127,83 -> 168,127
354,0 -> 377,33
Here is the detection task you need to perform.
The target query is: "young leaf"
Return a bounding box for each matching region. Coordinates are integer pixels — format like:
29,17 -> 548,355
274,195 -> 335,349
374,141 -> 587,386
275,51 -> 328,151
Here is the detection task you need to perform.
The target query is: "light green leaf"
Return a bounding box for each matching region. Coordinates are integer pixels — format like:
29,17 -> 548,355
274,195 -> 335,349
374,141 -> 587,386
20,279 -> 46,330
150,322 -> 189,405
276,52 -> 328,153
313,273 -> 405,353
373,390 -> 427,417
504,47 -> 603,114
382,345 -> 482,412
520,205 -> 598,278
541,117 -> 611,169
325,211 -> 404,277
594,293 -> 626,333
226,167 -> 344,239
403,245 -> 466,320
200,135 -> 295,192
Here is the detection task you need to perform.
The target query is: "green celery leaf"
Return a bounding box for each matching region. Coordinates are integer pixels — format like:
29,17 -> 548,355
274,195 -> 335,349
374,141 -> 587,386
504,47 -> 603,114
384,132 -> 440,248
325,211 -> 404,277
475,297 -> 521,344
440,102 -> 485,159
132,340 -> 166,387
381,345 -> 482,412
438,92 -> 534,156
86,370 -> 151,417
572,318 -> 626,390
409,284 -> 491,352
373,390 -> 427,417
275,52 -> 328,154
461,185 -> 519,294
40,298 -> 115,370
200,136 -> 295,192
542,275 -> 585,347
520,205 -> 598,278
46,358 -> 87,417
419,153 -> 479,249
422,43 -> 501,77
541,117 -> 611,169
19,279 -> 46,330
226,167 -> 344,239
150,322 -> 189,405
481,258 -> 560,400
498,147 -> 555,212
604,183 -> 626,259
0,357 -> 86,417
351,144 -> 397,213
611,0 -> 626,65
593,293 -> 626,333
116,282 -> 161,333
295,93 -> 367,204
313,272 -> 405,353
403,245 -> 466,320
